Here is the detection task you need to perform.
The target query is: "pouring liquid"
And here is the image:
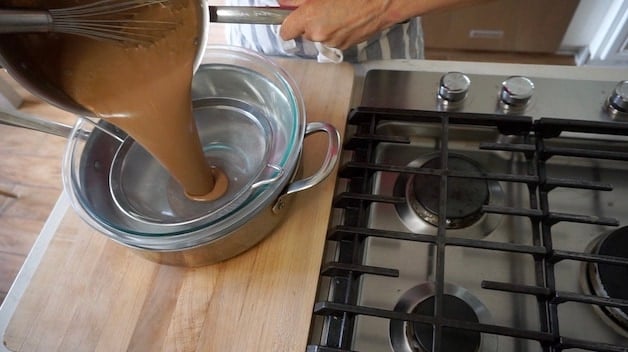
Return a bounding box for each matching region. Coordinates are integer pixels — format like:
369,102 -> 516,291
3,0 -> 227,201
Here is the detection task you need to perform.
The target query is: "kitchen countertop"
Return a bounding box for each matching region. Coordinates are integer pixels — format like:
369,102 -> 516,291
1,57 -> 626,352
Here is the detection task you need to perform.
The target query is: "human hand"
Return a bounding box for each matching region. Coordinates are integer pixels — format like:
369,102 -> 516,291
278,0 -> 403,50
277,0 -> 482,50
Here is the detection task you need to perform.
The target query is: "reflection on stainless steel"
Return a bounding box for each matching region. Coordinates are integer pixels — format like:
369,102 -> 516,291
608,81 -> 628,113
390,282 -> 497,352
608,81 -> 628,121
393,152 -> 504,238
308,70 -> 628,352
499,76 -> 535,108
437,72 -> 471,104
110,97 -> 274,226
581,227 -> 628,338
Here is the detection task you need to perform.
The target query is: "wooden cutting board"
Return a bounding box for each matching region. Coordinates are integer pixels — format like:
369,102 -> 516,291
3,58 -> 354,352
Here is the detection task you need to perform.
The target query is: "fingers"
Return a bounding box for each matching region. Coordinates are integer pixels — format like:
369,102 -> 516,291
277,0 -> 386,50
278,7 -> 307,41
278,1 -> 340,46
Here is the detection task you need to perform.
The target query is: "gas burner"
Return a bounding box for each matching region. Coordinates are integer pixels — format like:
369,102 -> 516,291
581,226 -> 628,337
393,153 -> 504,238
390,282 -> 497,352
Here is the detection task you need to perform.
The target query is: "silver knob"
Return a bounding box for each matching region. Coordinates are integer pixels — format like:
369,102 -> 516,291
609,80 -> 628,113
438,72 -> 471,102
500,76 -> 534,106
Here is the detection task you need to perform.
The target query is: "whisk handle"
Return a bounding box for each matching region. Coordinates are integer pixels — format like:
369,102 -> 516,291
209,6 -> 291,25
0,9 -> 52,33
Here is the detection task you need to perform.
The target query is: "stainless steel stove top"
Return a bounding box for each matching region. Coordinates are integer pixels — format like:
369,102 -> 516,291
354,124 -> 628,351
308,69 -> 628,352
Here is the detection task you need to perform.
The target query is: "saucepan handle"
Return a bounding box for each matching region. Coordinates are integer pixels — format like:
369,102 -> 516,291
271,121 -> 340,213
0,109 -> 73,138
284,121 -> 340,196
209,6 -> 292,25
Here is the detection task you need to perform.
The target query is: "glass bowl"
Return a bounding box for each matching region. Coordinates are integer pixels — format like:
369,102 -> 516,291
62,46 -> 306,251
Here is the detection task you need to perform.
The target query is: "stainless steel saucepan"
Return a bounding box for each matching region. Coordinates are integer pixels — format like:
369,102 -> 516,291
0,2 -> 291,117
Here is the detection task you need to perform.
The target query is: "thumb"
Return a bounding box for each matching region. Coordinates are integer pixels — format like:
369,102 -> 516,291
278,3 -> 306,41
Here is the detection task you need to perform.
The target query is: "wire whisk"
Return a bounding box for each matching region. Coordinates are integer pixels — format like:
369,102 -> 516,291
0,0 -> 177,44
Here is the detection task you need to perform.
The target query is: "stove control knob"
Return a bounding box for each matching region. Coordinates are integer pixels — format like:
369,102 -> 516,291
608,80 -> 628,113
438,72 -> 471,102
500,76 -> 534,107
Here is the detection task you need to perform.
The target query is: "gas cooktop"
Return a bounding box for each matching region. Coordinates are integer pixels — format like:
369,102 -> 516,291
308,69 -> 628,352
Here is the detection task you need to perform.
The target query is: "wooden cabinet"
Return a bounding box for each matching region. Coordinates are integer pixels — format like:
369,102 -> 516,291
421,0 -> 580,53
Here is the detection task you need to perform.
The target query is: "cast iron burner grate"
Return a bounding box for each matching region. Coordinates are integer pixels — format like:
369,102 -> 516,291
307,107 -> 628,352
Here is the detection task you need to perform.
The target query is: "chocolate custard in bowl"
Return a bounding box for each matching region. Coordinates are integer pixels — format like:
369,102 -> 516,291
2,0 -> 227,200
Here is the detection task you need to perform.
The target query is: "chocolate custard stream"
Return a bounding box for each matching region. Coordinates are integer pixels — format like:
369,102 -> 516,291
3,0 -> 228,201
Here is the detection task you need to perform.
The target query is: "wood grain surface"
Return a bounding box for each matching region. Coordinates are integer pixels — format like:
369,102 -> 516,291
3,58 -> 354,352
0,73 -> 75,304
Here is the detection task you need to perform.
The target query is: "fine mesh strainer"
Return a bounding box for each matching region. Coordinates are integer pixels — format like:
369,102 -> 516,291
108,97 -> 278,227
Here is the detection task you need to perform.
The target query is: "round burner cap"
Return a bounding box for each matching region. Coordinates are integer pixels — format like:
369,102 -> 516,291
412,295 -> 481,352
412,156 -> 489,225
595,227 -> 628,317
390,282 -> 498,352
